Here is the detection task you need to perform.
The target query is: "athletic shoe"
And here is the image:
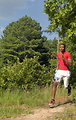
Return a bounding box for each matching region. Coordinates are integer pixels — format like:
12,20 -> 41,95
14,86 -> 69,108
68,86 -> 71,96
49,99 -> 55,107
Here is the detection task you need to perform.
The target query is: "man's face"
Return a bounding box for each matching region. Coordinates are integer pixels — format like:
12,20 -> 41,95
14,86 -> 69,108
60,45 -> 65,52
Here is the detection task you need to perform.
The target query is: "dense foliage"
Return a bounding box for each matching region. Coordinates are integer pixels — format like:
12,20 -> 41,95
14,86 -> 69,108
0,15 -> 50,67
0,57 -> 51,90
44,0 -> 76,39
0,16 -> 57,90
0,0 -> 75,91
44,0 -> 76,87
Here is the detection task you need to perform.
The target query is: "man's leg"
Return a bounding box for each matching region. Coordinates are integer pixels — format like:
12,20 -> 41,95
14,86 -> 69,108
63,76 -> 71,96
49,80 -> 58,107
52,80 -> 58,99
68,85 -> 71,96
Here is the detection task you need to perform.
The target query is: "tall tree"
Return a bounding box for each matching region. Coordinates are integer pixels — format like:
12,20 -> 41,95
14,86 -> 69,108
0,15 -> 49,66
44,0 -> 76,40
44,0 -> 76,86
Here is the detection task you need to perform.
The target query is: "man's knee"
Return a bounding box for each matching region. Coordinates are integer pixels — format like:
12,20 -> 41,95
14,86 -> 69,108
64,86 -> 68,89
64,84 -> 69,89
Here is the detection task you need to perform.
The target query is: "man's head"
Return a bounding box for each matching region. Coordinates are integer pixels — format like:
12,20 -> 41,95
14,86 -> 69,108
60,43 -> 66,53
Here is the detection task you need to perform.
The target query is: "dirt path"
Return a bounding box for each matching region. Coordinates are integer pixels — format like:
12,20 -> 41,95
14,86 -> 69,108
1,102 -> 72,120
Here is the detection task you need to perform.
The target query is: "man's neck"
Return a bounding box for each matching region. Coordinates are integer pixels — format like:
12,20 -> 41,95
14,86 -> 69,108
61,50 -> 65,53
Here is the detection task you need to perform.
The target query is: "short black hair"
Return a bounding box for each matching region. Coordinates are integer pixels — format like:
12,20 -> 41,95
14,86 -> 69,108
60,43 -> 66,49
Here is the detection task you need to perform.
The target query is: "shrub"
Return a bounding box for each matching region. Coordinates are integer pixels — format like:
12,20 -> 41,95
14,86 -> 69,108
0,57 -> 51,90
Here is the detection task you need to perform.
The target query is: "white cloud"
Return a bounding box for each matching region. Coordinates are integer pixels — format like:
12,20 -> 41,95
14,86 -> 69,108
0,0 -> 35,20
0,26 -> 4,32
0,26 -> 4,37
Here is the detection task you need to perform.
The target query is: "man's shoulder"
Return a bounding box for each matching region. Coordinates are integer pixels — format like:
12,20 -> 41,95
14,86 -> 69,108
65,51 -> 71,55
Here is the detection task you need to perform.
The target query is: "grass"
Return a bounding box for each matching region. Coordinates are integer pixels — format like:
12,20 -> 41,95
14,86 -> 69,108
53,87 -> 76,120
0,87 -> 51,118
0,86 -> 76,118
54,105 -> 76,120
0,89 -> 32,118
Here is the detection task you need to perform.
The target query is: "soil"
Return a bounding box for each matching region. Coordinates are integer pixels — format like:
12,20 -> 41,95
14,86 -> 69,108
0,101 -> 73,120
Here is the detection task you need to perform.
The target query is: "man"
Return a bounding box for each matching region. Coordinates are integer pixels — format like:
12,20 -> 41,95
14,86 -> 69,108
49,43 -> 72,107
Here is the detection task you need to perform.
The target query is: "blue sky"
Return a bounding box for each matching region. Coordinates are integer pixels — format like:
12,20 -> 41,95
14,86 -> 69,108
0,0 -> 58,40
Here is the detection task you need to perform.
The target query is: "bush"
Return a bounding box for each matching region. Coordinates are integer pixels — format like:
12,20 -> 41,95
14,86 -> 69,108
0,57 -> 51,90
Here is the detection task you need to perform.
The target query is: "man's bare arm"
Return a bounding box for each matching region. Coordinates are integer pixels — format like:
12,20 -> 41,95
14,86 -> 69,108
56,59 -> 59,69
67,59 -> 72,66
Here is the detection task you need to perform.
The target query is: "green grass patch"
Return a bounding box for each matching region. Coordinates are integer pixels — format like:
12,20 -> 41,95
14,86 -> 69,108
54,105 -> 76,120
0,86 -> 75,118
0,106 -> 25,118
0,87 -> 51,118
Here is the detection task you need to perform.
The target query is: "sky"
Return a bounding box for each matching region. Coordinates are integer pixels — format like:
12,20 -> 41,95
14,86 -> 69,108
0,0 -> 58,40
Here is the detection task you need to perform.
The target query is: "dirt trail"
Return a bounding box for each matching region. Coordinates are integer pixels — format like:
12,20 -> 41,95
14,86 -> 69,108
1,102 -> 72,120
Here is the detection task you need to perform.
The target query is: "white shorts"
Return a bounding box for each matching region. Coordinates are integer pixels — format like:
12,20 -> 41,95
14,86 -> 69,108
54,70 -> 71,88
